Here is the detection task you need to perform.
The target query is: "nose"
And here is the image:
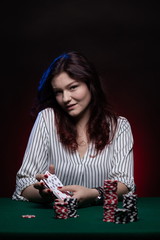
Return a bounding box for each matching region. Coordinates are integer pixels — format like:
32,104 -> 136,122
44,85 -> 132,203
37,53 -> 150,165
63,90 -> 71,103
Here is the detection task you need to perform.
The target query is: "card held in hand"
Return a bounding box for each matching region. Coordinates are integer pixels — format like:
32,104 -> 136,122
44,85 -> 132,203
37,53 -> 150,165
41,171 -> 71,200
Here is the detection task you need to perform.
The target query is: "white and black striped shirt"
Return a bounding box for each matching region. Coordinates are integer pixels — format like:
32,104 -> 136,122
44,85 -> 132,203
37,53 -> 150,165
12,108 -> 135,201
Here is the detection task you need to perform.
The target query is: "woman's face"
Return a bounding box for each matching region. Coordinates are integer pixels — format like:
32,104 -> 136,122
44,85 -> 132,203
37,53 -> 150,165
51,72 -> 91,119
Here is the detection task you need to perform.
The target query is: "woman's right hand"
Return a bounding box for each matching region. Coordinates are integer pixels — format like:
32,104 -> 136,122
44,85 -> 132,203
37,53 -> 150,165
34,165 -> 55,202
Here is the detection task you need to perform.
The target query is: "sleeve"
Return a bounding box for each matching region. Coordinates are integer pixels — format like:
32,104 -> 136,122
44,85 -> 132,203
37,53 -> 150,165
108,117 -> 136,192
12,111 -> 50,201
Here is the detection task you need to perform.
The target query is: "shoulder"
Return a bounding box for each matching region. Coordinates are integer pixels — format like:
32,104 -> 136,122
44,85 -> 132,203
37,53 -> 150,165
37,108 -> 55,124
117,116 -> 131,127
38,107 -> 55,117
116,116 -> 133,135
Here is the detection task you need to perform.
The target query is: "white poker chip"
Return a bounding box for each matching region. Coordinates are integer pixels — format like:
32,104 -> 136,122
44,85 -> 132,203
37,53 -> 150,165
21,215 -> 36,218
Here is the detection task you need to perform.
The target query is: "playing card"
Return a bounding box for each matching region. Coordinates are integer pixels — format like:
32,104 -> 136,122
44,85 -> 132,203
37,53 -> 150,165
41,171 -> 71,200
42,171 -> 63,189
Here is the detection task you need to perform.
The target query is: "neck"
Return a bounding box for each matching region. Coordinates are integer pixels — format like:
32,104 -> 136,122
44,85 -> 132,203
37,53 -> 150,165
76,116 -> 89,146
75,109 -> 90,130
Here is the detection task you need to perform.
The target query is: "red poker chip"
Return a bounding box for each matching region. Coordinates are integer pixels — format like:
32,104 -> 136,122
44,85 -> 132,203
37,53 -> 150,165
55,216 -> 68,219
103,219 -> 115,222
21,215 -> 36,218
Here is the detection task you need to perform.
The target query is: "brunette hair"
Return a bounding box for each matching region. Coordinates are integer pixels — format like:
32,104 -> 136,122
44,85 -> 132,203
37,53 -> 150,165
32,51 -> 118,153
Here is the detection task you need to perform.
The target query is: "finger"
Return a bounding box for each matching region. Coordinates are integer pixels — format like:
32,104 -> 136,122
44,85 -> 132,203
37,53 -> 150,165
39,188 -> 54,200
57,185 -> 77,192
71,192 -> 79,199
49,164 -> 55,174
43,188 -> 53,194
36,173 -> 45,181
34,181 -> 45,190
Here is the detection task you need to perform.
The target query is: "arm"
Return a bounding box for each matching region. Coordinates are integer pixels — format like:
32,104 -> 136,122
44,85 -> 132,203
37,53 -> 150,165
57,181 -> 128,207
117,181 -> 129,199
109,117 -> 135,194
12,111 -> 50,202
21,185 -> 44,203
21,165 -> 55,203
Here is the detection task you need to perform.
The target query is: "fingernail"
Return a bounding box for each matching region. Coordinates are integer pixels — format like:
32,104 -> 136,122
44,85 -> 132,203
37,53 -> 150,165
41,182 -> 44,186
58,186 -> 62,189
44,174 -> 48,178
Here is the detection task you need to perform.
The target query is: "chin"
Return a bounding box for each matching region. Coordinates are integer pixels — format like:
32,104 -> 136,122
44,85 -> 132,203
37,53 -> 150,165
69,113 -> 79,118
68,111 -> 81,118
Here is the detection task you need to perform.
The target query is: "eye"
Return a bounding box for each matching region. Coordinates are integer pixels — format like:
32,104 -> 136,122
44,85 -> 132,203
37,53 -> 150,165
70,85 -> 78,90
54,90 -> 62,96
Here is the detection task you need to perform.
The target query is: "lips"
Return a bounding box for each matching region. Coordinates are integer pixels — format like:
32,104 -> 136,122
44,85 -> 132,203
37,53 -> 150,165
65,103 -> 77,110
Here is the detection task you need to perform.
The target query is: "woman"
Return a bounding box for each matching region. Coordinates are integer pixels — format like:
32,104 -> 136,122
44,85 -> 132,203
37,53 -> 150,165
12,51 -> 135,206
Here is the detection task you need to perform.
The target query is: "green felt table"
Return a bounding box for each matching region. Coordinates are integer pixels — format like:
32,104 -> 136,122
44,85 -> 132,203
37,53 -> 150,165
0,197 -> 160,240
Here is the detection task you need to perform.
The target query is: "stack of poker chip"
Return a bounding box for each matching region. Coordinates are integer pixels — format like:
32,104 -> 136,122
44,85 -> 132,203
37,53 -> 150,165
123,192 -> 138,222
114,208 -> 130,224
114,192 -> 138,224
53,197 -> 79,219
103,180 -> 118,222
65,197 -> 79,218
53,200 -> 69,219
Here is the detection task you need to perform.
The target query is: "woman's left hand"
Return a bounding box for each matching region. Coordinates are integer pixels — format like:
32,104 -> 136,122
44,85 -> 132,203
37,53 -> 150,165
57,185 -> 99,207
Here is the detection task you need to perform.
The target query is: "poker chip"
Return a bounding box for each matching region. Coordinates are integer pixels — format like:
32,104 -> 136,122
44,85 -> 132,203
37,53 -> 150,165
53,197 -> 79,219
102,179 -> 139,224
114,192 -> 138,224
114,208 -> 130,224
122,192 -> 138,223
21,215 -> 36,218
103,180 -> 118,222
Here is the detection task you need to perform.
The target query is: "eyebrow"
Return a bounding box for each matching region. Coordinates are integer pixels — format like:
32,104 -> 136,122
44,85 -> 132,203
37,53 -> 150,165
53,80 -> 78,90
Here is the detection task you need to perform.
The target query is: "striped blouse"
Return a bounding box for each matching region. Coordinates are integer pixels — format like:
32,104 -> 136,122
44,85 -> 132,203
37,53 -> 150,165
12,108 -> 135,201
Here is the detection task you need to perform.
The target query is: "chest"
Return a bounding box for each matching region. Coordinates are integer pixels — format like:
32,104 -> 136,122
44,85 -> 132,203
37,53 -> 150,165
77,143 -> 88,158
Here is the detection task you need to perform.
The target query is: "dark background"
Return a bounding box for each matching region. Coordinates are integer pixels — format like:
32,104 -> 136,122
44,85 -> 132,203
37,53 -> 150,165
1,0 -> 159,198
